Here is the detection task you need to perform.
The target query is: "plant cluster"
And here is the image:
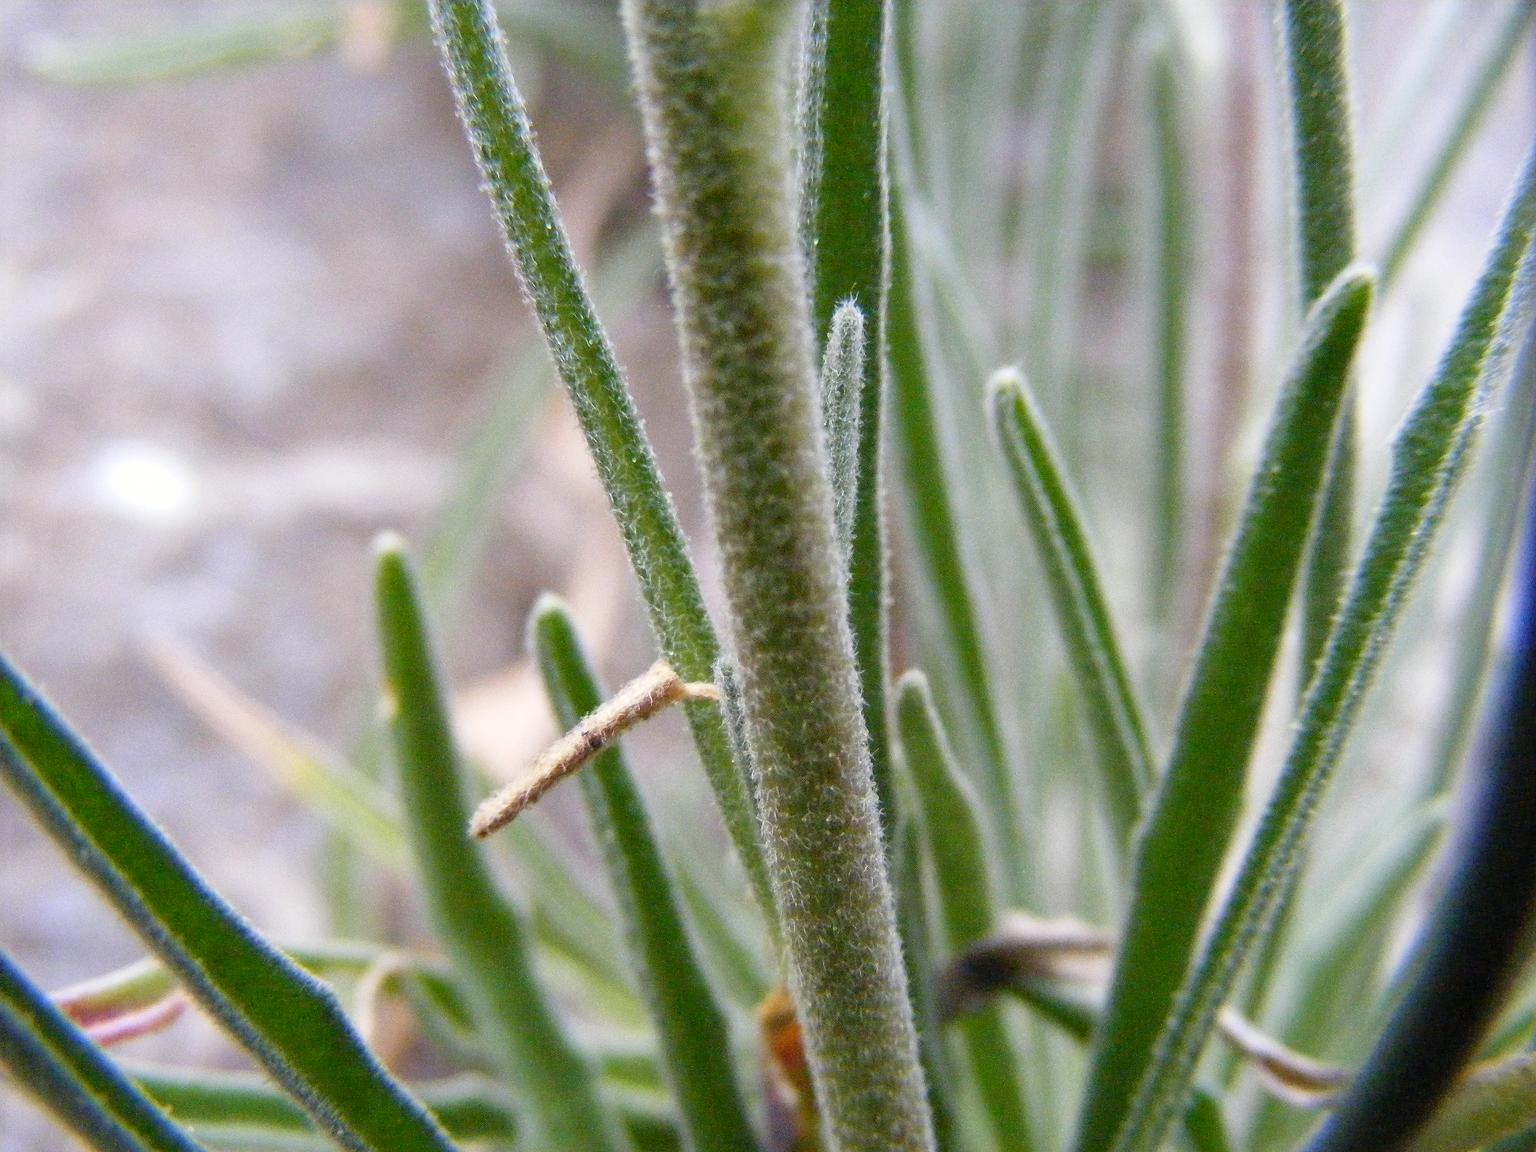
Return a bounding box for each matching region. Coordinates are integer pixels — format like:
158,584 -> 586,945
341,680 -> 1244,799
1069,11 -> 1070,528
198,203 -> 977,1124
4,3 -> 1536,1152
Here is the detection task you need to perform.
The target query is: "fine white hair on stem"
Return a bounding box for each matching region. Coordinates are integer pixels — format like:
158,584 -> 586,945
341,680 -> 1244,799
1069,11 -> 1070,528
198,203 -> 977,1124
470,661 -> 719,838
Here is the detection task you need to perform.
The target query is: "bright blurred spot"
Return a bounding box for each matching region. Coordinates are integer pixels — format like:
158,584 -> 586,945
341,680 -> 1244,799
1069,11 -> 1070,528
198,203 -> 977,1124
88,440 -> 198,527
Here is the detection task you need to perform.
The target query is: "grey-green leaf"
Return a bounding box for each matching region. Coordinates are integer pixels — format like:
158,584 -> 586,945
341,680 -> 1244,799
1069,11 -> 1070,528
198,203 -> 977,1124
989,368 -> 1155,854
425,0 -> 772,927
0,656 -> 458,1152
1106,140 -> 1536,1152
374,537 -> 628,1152
0,947 -> 206,1152
1073,265 -> 1374,1152
530,596 -> 761,1152
895,671 -> 1033,1152
821,300 -> 867,564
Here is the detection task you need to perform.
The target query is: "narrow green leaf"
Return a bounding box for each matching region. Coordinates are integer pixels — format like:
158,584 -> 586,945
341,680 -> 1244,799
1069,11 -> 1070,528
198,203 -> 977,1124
0,658 -> 458,1152
0,948 -> 205,1152
1379,0 -> 1536,289
891,816 -> 962,1152
1305,312 -> 1536,1152
895,672 -> 1033,1152
1425,315 -> 1536,798
1104,144 -> 1536,1152
374,538 -> 628,1152
530,597 -> 761,1152
1281,0 -> 1361,688
887,176 -> 1024,898
988,369 -> 1155,854
1147,40 -> 1192,625
894,673 -> 999,948
1072,266 -> 1375,1152
802,0 -> 896,836
820,300 -> 867,562
130,1068 -> 516,1145
425,0 -> 773,928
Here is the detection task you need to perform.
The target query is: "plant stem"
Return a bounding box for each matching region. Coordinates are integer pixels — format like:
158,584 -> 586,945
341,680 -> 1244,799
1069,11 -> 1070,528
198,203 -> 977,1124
620,3 -> 933,1149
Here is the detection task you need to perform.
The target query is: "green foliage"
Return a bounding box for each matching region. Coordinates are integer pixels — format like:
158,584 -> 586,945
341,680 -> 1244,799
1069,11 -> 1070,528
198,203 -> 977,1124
6,5 -> 1536,1152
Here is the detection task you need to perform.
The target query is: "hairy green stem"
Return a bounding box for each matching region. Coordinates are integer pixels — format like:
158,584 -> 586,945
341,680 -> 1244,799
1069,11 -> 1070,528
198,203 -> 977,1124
1281,0 -> 1360,687
621,3 -> 932,1149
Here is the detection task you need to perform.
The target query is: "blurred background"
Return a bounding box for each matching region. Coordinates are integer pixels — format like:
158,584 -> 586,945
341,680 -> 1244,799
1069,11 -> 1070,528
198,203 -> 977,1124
1,3 -> 1532,1149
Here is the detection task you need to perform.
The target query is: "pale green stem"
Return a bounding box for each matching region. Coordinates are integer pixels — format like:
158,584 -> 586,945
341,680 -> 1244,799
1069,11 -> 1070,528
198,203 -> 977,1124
1282,0 -> 1360,688
620,3 -> 933,1150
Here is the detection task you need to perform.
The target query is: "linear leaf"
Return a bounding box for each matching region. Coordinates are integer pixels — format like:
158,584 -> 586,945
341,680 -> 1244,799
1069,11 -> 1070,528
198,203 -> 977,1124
891,816 -> 962,1152
1425,313 -> 1536,797
1281,0 -> 1361,688
0,947 -> 205,1152
802,0 -> 896,832
820,301 -> 867,563
529,597 -> 761,1152
989,369 -> 1155,854
887,176 -> 1024,896
1146,39 -> 1192,625
0,657 -> 457,1152
1072,266 -> 1374,1152
425,0 -> 772,927
1306,335 -> 1536,1152
374,538 -> 628,1152
895,672 -> 1032,1152
1107,144 -> 1536,1152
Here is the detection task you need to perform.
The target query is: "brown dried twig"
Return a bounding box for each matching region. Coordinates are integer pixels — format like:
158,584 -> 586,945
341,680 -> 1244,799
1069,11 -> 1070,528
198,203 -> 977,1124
469,660 -> 720,838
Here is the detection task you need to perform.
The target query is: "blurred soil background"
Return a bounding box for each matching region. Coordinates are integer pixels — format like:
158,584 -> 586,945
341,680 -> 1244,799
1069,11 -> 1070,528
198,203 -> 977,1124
0,4 -> 713,1147
0,2 -> 1531,1149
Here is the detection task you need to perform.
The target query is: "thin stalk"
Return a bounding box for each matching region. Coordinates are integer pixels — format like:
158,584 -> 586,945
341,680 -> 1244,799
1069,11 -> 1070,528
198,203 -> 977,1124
424,0 -> 774,930
1282,0 -> 1361,688
375,540 -> 628,1152
1072,268 -> 1374,1152
621,2 -> 932,1149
